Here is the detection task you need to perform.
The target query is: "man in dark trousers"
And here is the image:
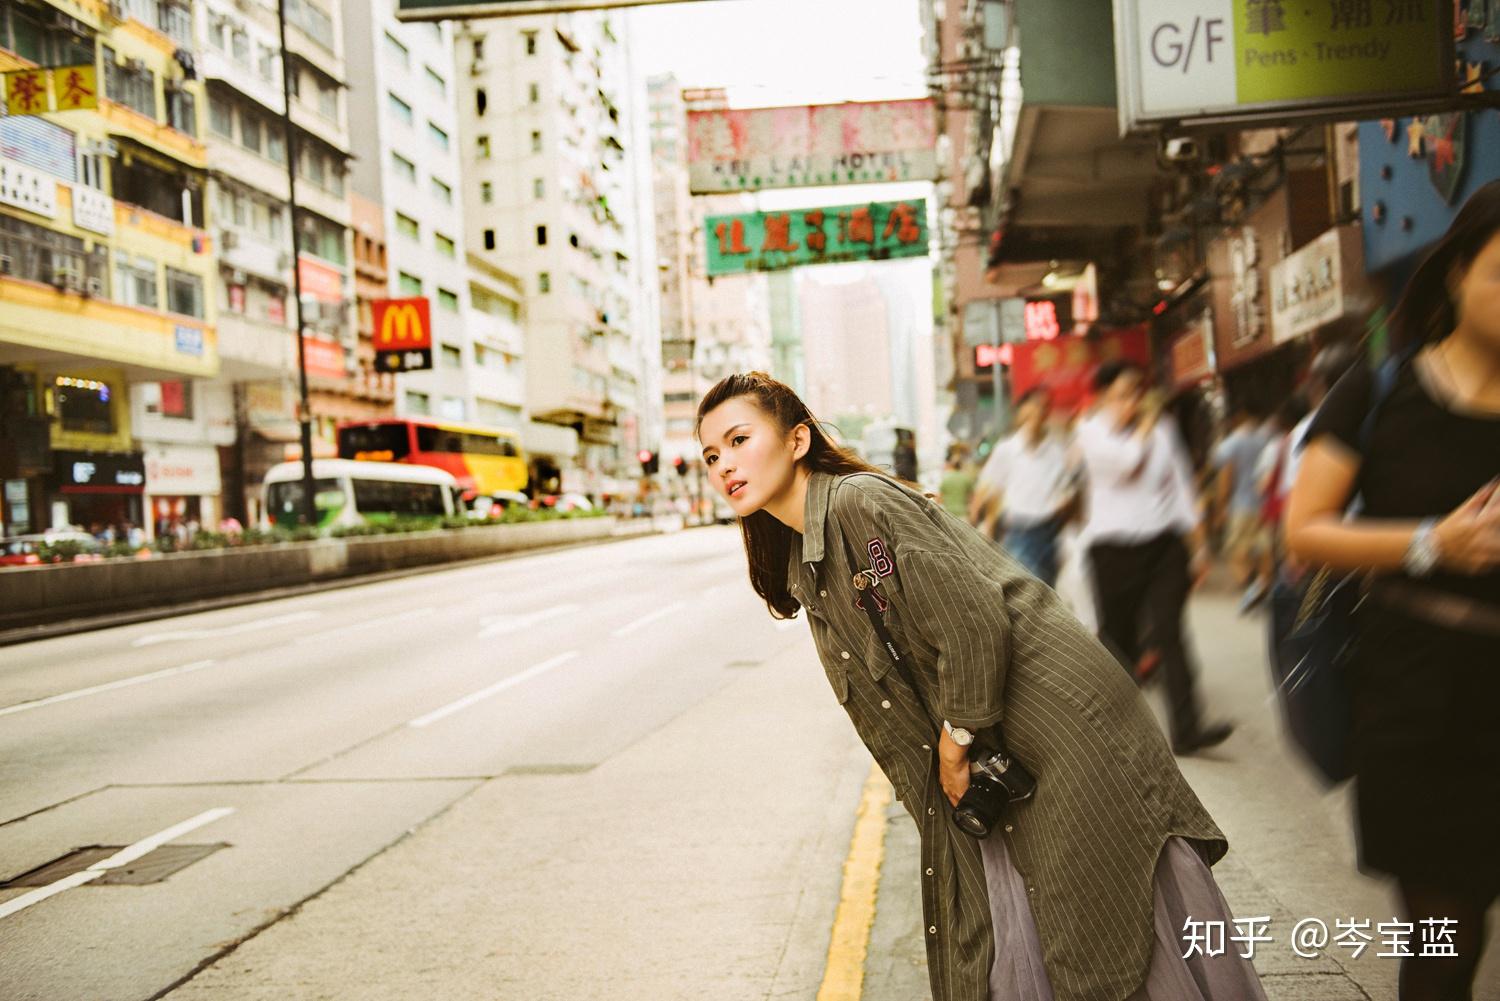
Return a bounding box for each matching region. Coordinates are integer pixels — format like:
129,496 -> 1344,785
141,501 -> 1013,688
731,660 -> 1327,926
1075,362 -> 1233,755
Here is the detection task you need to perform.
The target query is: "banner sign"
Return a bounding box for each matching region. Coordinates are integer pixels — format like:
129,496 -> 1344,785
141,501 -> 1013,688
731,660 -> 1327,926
1114,0 -> 1453,130
704,199 -> 929,277
1009,327 -> 1151,410
4,65 -> 97,116
397,0 -> 709,22
372,297 -> 433,373
687,100 -> 937,194
1269,225 -> 1364,344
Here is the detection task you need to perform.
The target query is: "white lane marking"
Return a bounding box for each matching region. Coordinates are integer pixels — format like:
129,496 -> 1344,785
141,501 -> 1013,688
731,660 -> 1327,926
0,807 -> 234,921
611,601 -> 687,638
408,652 -> 579,729
131,611 -> 324,648
0,661 -> 216,719
294,607 -> 436,646
477,604 -> 578,639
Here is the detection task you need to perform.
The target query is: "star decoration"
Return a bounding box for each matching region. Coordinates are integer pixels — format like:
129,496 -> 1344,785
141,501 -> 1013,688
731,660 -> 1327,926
1407,119 -> 1427,158
1433,135 -> 1457,172
1462,61 -> 1485,94
1380,118 -> 1398,141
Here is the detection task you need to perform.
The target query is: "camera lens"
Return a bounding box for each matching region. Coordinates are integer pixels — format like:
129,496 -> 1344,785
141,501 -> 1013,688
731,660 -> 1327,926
953,806 -> 991,838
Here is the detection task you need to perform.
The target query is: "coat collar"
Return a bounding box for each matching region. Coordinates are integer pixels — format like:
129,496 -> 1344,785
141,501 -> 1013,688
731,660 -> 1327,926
799,469 -> 837,566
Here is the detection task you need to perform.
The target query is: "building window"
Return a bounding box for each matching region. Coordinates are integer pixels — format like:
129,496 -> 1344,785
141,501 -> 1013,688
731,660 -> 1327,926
427,122 -> 449,152
54,376 -> 116,434
397,271 -> 422,296
165,87 -> 196,135
471,36 -> 484,61
144,381 -> 194,419
394,212 -> 419,240
538,271 -> 550,294
530,130 -> 542,153
483,229 -> 495,250
267,122 -> 286,163
103,51 -> 158,120
535,225 -> 547,246
480,181 -> 493,203
437,288 -> 459,312
434,233 -> 456,257
404,390 -> 430,415
475,135 -> 490,158
533,178 -> 544,200
528,82 -> 540,104
384,31 -> 409,68
440,396 -> 466,421
424,66 -> 446,97
475,88 -> 487,116
392,152 -> 417,184
387,92 -> 413,126
115,255 -> 159,309
432,177 -> 453,204
165,267 -> 205,319
209,95 -> 235,138
440,343 -> 463,368
523,30 -> 537,55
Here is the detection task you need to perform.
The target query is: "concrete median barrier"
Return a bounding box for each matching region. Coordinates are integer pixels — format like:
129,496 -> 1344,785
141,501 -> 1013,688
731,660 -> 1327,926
0,518 -> 619,631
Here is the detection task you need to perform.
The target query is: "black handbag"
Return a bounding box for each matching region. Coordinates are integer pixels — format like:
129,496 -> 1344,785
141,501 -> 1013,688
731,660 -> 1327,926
1267,353 -> 1404,785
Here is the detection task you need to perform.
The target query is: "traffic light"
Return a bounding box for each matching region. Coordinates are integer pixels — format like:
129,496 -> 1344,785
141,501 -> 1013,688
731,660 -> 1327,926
637,449 -> 659,475
673,456 -> 688,477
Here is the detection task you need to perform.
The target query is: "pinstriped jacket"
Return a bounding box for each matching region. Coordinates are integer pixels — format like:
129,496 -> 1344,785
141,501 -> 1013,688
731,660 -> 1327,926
788,471 -> 1226,1001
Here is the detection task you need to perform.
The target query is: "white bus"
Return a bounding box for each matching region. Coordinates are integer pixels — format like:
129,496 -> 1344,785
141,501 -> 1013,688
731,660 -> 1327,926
262,459 -> 460,531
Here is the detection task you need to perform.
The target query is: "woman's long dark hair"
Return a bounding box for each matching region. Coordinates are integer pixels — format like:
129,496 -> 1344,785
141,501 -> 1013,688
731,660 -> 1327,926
1388,179 -> 1500,353
696,372 -> 888,620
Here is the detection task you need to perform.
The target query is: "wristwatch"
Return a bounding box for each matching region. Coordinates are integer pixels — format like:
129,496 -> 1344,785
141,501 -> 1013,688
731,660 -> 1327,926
1402,518 -> 1442,577
942,720 -> 975,747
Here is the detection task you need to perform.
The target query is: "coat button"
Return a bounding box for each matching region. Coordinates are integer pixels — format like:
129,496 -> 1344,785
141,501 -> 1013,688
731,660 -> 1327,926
928,926 -> 937,935
819,589 -> 827,597
880,700 -> 892,709
927,807 -> 935,815
921,744 -> 931,751
1004,824 -> 1014,833
1027,886 -> 1036,896
840,651 -> 850,660
925,868 -> 934,876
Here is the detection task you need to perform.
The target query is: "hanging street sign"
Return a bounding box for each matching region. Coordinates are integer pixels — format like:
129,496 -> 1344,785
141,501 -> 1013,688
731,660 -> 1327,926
1114,0 -> 1454,132
687,99 -> 938,194
4,65 -> 98,116
703,199 -> 930,277
397,0 -> 710,21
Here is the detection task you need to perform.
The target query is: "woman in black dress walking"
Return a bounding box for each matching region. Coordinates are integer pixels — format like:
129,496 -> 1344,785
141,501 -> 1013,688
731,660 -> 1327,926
1287,180 -> 1500,1001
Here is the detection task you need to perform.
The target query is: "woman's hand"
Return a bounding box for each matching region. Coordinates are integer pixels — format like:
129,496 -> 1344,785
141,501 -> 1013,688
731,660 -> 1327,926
937,728 -> 970,808
1434,479 -> 1500,574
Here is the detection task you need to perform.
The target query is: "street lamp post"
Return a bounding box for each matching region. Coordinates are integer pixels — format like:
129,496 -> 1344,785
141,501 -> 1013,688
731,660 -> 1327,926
275,0 -> 318,527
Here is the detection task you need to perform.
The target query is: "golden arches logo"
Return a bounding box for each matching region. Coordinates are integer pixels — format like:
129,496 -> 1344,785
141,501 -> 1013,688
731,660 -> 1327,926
378,303 -> 426,346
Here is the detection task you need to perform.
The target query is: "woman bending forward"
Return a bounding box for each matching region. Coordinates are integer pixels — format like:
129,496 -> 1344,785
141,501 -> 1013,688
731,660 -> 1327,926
697,373 -> 1265,1001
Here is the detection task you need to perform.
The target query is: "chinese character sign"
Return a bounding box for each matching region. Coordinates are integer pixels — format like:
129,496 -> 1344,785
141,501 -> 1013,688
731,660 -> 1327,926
704,200 -> 930,277
4,66 -> 97,116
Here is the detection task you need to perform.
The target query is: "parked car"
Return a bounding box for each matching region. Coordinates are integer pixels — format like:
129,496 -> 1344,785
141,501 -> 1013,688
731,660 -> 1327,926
0,531 -> 104,566
469,490 -> 531,519
534,492 -> 595,514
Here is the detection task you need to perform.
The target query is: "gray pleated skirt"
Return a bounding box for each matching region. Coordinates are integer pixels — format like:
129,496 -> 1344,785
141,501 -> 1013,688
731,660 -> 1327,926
979,835 -> 1268,1000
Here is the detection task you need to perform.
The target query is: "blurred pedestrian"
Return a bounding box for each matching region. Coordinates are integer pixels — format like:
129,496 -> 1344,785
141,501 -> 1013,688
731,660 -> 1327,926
970,388 -> 1076,587
696,370 -> 1264,1001
1254,394 -> 1309,573
1076,362 -> 1233,755
1213,406 -> 1275,611
1286,179 -> 1500,1001
1278,341 -> 1362,510
937,443 -> 977,521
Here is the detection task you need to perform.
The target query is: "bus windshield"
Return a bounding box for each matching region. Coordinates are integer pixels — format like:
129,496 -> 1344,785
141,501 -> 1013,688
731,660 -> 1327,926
339,424 -> 411,462
267,478 -> 341,528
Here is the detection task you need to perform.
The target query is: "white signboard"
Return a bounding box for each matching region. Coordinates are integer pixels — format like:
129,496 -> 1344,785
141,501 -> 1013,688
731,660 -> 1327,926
71,184 -> 115,236
686,100 -> 938,194
144,444 -> 222,496
0,157 -> 58,218
1270,228 -> 1344,345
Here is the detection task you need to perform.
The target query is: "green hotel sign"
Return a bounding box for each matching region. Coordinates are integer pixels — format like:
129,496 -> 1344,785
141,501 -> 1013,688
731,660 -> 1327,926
1115,0 -> 1453,130
704,200 -> 930,278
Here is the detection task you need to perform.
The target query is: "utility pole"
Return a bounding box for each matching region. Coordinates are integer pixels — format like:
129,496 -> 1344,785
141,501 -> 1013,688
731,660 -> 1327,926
275,0 -> 318,527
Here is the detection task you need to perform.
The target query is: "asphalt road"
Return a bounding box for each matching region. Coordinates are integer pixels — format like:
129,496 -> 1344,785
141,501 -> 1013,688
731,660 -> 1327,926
1,526 -> 810,1001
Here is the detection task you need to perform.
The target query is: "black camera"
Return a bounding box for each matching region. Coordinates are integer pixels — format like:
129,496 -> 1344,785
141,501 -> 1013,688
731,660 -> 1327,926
953,748 -> 1037,839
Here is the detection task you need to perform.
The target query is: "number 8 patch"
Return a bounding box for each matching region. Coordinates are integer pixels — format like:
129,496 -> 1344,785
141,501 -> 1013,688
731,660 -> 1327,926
867,538 -> 894,578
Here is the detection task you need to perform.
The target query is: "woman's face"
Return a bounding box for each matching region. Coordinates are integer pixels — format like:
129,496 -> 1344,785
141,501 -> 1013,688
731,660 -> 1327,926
1454,232 -> 1500,351
698,396 -> 803,516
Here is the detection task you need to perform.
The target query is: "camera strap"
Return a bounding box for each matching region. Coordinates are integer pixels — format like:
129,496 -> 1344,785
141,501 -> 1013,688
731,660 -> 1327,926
839,534 -> 1015,752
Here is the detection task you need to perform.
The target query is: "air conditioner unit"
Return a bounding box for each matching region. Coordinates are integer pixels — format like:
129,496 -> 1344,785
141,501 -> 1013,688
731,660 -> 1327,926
85,276 -> 105,296
52,269 -> 82,291
0,254 -> 13,275
219,229 -> 239,249
125,58 -> 148,74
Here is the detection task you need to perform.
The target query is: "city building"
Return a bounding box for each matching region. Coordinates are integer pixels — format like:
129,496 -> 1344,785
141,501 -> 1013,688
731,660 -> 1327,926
454,11 -> 652,496
2,0 -> 216,537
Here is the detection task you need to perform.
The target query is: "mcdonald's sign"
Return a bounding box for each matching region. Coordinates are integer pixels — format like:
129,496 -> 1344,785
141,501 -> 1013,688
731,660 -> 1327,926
372,297 -> 433,373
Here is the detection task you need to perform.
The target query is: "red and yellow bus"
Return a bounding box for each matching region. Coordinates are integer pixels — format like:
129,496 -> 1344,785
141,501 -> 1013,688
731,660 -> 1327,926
337,419 -> 528,498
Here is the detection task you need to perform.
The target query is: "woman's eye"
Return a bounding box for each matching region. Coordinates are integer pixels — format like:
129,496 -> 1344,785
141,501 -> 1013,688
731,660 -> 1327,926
704,455 -> 717,466
732,435 -> 747,446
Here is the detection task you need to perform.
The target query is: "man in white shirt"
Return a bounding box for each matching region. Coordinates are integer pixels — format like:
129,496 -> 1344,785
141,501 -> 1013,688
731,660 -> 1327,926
1076,361 -> 1233,756
970,388 -> 1076,586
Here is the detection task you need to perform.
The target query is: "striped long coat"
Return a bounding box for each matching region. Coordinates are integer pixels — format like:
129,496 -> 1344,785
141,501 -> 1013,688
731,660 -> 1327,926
788,471 -> 1225,1001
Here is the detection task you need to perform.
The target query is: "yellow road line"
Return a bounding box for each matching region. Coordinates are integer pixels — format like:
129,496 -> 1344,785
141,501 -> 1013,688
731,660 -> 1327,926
816,762 -> 894,1001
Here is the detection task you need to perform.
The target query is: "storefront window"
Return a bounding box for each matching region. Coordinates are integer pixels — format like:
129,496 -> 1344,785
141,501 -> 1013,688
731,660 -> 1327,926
54,377 -> 114,434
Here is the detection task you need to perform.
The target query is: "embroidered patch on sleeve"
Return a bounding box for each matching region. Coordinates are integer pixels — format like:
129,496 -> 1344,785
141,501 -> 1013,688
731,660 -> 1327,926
866,538 -> 894,578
